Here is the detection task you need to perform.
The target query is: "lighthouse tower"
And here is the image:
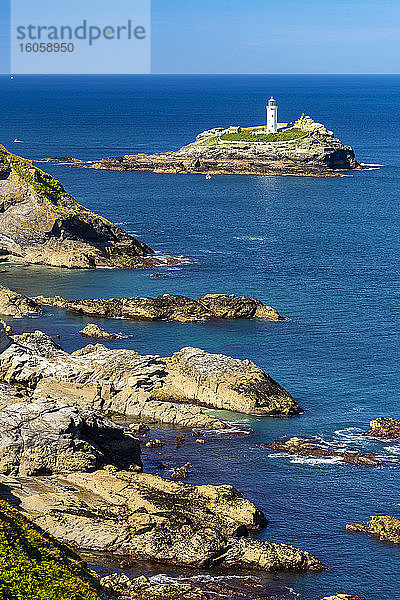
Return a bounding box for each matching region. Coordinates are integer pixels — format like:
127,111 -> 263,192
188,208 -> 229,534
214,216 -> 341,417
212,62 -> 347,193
266,97 -> 278,133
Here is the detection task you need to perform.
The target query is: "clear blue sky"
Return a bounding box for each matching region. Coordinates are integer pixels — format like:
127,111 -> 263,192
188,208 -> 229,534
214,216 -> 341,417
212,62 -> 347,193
1,0 -> 400,74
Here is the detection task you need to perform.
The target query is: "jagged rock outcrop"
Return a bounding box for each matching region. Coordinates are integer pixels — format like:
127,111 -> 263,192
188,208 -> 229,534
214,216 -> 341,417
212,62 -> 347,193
261,437 -> 382,466
0,326 -> 301,422
0,144 -> 159,268
160,347 -> 301,417
0,469 -> 325,572
0,326 -> 227,429
346,516 -> 400,544
100,573 -> 207,600
0,284 -> 42,317
76,117 -> 360,177
0,326 -> 300,423
0,398 -> 142,476
34,293 -> 282,323
78,323 -> 121,340
363,417 -> 400,439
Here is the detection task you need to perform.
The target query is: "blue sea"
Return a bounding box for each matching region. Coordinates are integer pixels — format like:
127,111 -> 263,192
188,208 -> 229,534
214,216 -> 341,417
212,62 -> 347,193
0,75 -> 399,600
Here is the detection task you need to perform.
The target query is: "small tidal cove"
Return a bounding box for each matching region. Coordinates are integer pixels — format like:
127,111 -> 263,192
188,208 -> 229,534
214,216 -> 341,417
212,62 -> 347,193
0,75 -> 399,600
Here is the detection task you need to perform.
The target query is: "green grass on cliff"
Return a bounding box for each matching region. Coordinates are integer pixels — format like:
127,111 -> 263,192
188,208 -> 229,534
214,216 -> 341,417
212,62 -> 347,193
197,127 -> 305,146
0,498 -> 102,600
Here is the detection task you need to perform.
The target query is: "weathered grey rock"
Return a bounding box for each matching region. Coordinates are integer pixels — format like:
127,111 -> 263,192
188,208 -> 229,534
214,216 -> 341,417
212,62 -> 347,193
160,347 -> 302,417
171,462 -> 191,479
0,398 -> 142,476
34,293 -> 282,323
0,382 -> 28,410
78,323 -> 121,340
0,285 -> 42,317
0,469 -> 325,572
0,144 -> 161,269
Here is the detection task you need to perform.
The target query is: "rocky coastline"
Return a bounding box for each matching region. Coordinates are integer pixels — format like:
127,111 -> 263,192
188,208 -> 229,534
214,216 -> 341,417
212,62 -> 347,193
41,115 -> 361,178
0,144 -> 169,269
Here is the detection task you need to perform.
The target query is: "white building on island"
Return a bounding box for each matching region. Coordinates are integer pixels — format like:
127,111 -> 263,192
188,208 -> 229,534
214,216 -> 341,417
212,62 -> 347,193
266,97 -> 278,133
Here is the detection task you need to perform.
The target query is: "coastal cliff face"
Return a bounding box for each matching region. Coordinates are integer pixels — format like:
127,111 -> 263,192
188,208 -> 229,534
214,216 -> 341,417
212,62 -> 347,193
0,144 -> 156,268
87,116 -> 360,177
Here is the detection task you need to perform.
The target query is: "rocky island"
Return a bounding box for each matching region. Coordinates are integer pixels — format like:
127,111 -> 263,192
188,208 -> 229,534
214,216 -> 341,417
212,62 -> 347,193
0,144 -> 161,269
34,292 -> 282,322
65,115 -> 360,177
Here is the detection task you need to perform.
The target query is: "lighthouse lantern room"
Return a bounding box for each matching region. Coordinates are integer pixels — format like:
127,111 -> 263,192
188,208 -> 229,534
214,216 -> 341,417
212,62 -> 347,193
266,97 -> 278,133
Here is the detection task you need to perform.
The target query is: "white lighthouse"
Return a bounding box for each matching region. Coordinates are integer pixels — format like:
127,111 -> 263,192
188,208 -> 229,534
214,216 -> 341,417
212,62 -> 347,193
266,97 -> 278,133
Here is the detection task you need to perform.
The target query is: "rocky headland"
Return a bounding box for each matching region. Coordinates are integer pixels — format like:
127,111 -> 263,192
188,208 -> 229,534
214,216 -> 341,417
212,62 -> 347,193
34,292 -> 283,322
53,115 -> 360,177
261,437 -> 383,466
0,324 -> 301,423
362,417 -> 400,439
0,144 -> 162,269
346,516 -> 400,544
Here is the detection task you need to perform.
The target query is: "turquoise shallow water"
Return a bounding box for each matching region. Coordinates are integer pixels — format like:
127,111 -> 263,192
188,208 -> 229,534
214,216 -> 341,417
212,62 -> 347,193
0,75 -> 399,600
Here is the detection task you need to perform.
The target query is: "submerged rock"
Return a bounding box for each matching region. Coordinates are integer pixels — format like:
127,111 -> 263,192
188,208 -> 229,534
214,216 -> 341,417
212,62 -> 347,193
0,285 -> 42,317
346,516 -> 400,544
262,437 -> 382,466
78,323 -> 121,340
0,398 -> 142,476
0,144 -> 159,269
0,469 -> 325,573
363,417 -> 400,439
160,347 -> 302,417
34,292 -> 283,322
0,325 -> 299,424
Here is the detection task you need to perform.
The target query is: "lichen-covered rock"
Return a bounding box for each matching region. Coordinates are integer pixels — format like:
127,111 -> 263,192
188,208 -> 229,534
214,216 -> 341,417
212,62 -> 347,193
0,469 -> 325,573
262,437 -> 382,466
0,284 -> 42,317
197,294 -> 281,320
100,573 -> 207,600
363,417 -> 400,439
78,323 -> 121,340
160,347 -> 301,416
0,398 -> 142,476
346,516 -> 400,544
0,497 -> 102,600
0,144 -> 159,269
34,292 -> 282,322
